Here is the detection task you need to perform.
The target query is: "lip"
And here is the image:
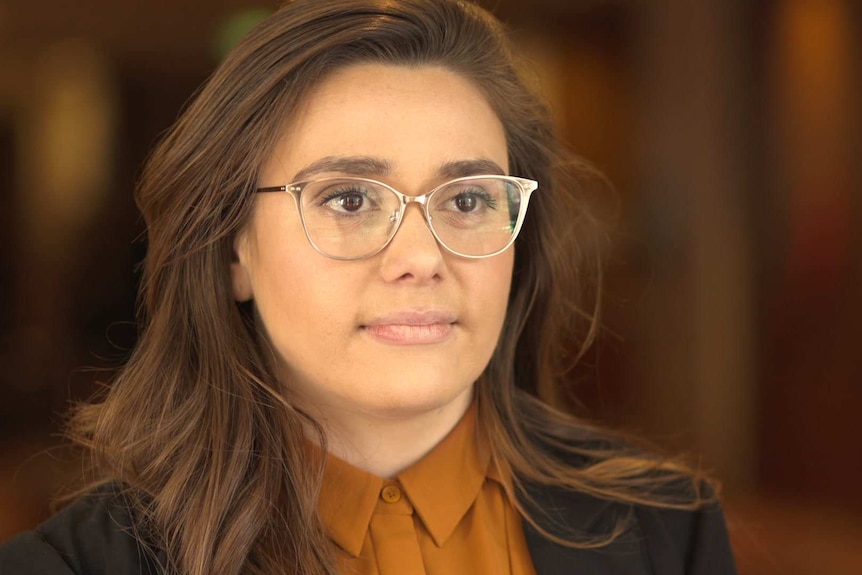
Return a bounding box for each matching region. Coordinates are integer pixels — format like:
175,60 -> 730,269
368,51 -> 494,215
361,310 -> 457,345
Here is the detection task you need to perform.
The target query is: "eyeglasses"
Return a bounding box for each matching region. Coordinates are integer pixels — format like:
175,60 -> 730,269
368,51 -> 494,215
255,175 -> 538,260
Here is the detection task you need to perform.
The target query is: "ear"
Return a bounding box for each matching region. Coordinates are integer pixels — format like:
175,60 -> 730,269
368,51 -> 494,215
230,230 -> 254,302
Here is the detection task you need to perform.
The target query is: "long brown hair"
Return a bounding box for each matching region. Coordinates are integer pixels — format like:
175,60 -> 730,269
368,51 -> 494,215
68,1 -> 714,574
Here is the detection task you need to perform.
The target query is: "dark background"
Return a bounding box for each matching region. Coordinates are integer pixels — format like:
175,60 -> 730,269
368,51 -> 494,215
1,1 -> 860,573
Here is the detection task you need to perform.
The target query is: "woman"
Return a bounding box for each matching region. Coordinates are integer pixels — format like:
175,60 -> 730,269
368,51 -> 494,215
0,0 -> 736,574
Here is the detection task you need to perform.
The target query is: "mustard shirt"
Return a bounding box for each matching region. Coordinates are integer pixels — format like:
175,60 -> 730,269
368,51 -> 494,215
317,404 -> 537,575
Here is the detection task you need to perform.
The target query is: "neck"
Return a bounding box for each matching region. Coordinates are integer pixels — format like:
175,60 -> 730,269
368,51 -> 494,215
302,388 -> 474,479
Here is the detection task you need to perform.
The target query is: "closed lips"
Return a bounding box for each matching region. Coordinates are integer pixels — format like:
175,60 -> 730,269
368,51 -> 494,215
362,311 -> 457,344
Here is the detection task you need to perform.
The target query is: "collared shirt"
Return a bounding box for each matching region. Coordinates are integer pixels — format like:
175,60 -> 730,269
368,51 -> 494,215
317,404 -> 537,575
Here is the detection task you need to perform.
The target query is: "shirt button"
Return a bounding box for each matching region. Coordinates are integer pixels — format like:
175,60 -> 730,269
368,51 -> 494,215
381,484 -> 402,503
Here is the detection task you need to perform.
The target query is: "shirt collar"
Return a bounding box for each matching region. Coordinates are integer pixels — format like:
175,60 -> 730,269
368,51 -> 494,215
317,402 -> 491,555
399,401 -> 490,547
318,449 -> 383,556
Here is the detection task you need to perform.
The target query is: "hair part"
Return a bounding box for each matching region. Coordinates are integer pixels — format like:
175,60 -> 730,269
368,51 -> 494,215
67,1 -> 716,574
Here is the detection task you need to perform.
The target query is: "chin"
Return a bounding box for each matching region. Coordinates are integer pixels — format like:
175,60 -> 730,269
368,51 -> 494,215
349,376 -> 475,419
281,356 -> 482,421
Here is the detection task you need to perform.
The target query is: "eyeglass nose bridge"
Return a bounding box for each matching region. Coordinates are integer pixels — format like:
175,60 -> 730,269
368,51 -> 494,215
389,191 -> 434,224
382,191 -> 443,259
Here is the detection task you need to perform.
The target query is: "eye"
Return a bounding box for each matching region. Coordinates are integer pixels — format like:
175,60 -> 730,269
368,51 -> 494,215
446,187 -> 497,213
336,192 -> 365,212
318,185 -> 376,213
454,193 -> 478,212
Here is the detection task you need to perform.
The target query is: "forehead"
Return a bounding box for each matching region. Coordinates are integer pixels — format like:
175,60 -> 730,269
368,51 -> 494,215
262,63 -> 509,183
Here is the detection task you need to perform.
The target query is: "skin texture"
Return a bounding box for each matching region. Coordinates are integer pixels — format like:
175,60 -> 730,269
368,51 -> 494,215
231,64 -> 513,477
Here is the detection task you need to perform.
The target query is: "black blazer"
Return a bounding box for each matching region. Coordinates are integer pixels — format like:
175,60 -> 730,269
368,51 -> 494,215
0,484 -> 736,574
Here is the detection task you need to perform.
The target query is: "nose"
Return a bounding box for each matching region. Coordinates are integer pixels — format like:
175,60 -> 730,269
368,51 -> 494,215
378,202 -> 444,284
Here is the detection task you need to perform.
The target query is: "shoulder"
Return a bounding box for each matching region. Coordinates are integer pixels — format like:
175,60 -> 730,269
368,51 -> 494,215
522,480 -> 736,575
631,490 -> 736,575
0,485 -> 163,575
516,432 -> 737,575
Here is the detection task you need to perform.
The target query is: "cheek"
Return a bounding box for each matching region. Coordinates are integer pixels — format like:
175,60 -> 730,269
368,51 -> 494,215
245,217 -> 325,328
469,252 -> 514,331
255,253 -> 334,325
492,250 -> 515,299
255,235 -> 366,343
252,259 -> 354,383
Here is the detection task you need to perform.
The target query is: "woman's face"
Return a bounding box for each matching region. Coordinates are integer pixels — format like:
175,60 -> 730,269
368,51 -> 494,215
232,64 -> 513,423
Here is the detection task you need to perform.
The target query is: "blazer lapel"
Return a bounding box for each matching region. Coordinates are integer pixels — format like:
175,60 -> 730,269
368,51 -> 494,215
521,483 -> 652,575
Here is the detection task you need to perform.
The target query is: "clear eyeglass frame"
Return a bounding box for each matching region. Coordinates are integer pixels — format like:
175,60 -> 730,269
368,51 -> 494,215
255,174 -> 539,261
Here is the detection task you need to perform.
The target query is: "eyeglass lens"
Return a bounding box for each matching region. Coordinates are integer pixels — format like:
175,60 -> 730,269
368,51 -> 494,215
297,177 -> 523,259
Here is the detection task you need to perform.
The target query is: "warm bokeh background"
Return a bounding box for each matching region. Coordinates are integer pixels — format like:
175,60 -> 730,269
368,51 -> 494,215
1,0 -> 860,573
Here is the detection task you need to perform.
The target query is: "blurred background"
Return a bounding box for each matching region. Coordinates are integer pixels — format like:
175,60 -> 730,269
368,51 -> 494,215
0,0 -> 860,572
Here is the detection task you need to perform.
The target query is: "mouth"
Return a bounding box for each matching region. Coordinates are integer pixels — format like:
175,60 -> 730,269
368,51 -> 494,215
361,310 -> 457,345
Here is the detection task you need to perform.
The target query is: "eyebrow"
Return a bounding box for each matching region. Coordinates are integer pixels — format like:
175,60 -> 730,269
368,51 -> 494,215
292,156 -> 392,182
438,158 -> 506,179
291,155 -> 506,182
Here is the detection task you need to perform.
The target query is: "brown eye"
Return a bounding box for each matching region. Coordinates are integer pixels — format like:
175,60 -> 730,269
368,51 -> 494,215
454,194 -> 477,212
338,193 -> 365,211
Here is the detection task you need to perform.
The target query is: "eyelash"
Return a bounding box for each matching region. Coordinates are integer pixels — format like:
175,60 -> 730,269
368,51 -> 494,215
449,188 -> 498,211
317,186 -> 371,207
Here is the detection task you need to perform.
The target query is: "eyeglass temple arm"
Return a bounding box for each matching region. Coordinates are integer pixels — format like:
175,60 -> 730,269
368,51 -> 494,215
255,185 -> 287,193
